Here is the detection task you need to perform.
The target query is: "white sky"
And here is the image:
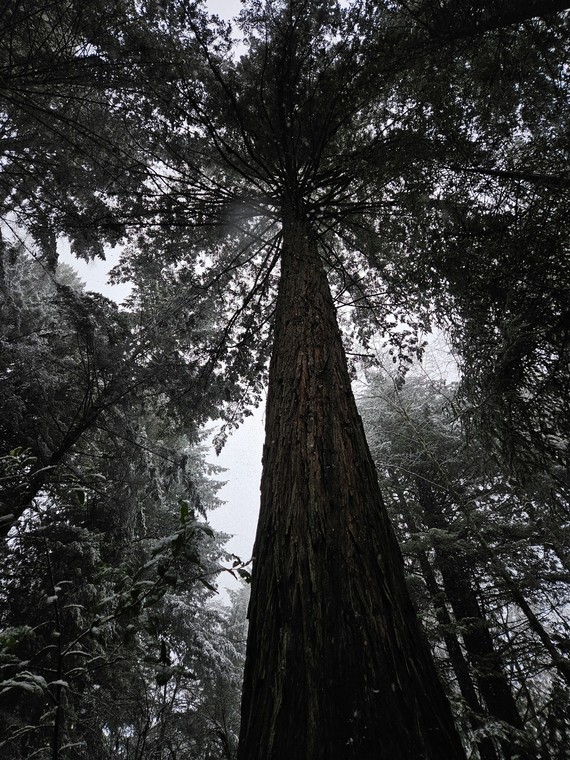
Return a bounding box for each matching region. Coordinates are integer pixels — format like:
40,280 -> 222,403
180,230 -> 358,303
209,405 -> 264,571
207,0 -> 242,22
59,243 -> 132,303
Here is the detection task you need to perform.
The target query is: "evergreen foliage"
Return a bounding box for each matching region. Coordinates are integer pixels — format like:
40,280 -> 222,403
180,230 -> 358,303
2,0 -> 570,757
359,371 -> 570,759
0,242 -> 245,759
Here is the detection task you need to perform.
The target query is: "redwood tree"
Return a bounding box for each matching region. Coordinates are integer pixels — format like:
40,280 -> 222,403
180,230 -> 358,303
110,1 -> 570,757
4,0 -> 570,757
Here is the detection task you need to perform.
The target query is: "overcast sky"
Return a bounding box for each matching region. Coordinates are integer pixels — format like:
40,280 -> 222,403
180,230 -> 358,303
208,0 -> 242,19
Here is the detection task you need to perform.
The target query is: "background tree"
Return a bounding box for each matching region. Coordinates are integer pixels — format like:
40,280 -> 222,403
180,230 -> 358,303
0,0 -> 201,260
0,238 -> 247,759
361,1 -> 570,491
359,371 -> 570,759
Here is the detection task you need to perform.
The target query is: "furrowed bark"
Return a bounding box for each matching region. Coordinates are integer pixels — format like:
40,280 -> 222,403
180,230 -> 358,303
237,212 -> 466,760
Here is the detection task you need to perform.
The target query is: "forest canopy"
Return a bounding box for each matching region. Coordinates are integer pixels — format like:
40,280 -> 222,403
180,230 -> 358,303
1,1 -> 570,758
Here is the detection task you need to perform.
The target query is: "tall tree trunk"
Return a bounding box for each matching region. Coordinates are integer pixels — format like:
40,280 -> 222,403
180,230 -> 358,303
392,481 -> 500,760
415,477 -> 531,760
237,213 -> 466,760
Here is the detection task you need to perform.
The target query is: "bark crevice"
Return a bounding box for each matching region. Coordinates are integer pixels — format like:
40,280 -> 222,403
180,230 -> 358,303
238,213 -> 466,760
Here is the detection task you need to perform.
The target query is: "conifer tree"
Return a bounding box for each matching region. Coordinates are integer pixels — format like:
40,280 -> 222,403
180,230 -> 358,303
3,1 -> 570,757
